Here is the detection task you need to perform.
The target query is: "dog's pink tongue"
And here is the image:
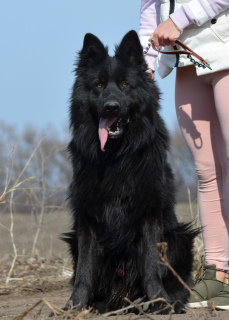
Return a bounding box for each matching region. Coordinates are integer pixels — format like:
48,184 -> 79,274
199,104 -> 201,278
99,118 -> 117,152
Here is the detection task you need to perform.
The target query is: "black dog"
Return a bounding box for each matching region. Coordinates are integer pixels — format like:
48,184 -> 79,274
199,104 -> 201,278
63,30 -> 198,314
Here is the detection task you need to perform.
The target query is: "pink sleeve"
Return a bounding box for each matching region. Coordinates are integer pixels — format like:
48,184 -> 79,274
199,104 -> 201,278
139,0 -> 161,71
170,0 -> 229,31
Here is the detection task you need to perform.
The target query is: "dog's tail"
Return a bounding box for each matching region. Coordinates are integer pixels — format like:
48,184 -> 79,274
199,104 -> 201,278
162,222 -> 200,278
160,222 -> 200,303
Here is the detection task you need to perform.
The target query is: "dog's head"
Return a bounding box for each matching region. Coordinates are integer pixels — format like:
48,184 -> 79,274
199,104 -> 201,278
71,30 -> 159,153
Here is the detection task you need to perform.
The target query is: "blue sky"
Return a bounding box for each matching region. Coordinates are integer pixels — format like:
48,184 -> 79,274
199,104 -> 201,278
0,0 -> 177,136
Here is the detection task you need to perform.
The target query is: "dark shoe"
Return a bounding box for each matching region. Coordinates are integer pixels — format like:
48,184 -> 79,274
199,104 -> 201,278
186,264 -> 225,308
210,285 -> 229,310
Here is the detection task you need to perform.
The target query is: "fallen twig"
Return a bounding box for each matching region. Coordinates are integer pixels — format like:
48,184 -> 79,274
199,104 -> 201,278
103,297 -> 172,317
13,299 -> 43,320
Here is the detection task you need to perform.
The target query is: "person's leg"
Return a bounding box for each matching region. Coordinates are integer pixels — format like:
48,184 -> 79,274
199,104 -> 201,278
211,69 -> 229,281
175,66 -> 229,281
212,69 -> 229,158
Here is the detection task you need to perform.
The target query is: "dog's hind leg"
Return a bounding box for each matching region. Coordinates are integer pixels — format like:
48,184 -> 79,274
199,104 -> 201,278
66,227 -> 99,310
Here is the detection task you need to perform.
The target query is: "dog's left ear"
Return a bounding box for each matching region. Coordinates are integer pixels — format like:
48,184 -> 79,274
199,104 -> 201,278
115,30 -> 144,65
79,33 -> 108,67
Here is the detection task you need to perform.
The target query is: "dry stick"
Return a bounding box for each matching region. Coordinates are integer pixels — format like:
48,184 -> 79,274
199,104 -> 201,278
103,297 -> 171,317
0,145 -> 33,204
0,221 -> 10,231
124,297 -> 167,319
122,297 -> 143,316
1,146 -> 14,203
73,307 -> 93,320
34,303 -> 45,320
5,192 -> 18,285
31,149 -> 46,257
1,181 -> 31,284
12,299 -> 43,320
40,299 -> 60,319
0,177 -> 35,204
43,299 -> 93,319
2,145 -> 16,200
14,132 -> 47,186
2,133 -> 44,203
2,132 -> 46,204
13,299 -> 65,320
103,303 -> 135,316
3,134 -> 46,284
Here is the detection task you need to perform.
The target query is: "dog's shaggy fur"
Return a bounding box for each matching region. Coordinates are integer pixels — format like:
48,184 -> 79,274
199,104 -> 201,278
63,30 -> 198,314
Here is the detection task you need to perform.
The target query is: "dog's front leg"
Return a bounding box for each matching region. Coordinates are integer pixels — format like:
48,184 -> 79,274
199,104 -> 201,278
66,227 -> 98,310
141,221 -> 171,314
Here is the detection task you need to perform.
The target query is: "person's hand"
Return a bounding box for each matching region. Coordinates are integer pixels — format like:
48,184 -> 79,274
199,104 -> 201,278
149,18 -> 182,47
146,69 -> 155,80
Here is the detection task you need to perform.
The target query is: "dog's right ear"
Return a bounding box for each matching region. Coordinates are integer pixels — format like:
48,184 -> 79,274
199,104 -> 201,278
79,33 -> 108,67
115,30 -> 144,66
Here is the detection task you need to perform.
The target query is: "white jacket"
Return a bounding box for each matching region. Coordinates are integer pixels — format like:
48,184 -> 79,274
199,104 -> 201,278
157,0 -> 229,78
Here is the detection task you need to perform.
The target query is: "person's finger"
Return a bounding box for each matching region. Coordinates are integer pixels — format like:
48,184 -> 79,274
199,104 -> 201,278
146,69 -> 155,80
149,33 -> 154,42
152,32 -> 159,47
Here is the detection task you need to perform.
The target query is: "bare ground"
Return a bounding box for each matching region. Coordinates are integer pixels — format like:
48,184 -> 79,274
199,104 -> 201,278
1,204 -> 229,320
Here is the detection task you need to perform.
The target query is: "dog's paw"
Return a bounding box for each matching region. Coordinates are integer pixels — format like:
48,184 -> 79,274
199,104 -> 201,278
48,306 -> 69,318
65,299 -> 86,312
150,301 -> 173,315
173,301 -> 186,314
65,287 -> 90,312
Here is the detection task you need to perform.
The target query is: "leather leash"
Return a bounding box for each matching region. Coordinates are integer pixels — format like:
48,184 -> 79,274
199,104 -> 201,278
144,39 -> 212,70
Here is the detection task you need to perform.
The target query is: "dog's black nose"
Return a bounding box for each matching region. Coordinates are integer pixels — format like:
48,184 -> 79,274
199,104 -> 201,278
104,101 -> 120,116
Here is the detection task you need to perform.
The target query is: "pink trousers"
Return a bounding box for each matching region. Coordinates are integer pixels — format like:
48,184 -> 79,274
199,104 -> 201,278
175,66 -> 229,270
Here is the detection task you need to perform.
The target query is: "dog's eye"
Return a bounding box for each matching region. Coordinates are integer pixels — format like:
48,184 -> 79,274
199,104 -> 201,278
96,83 -> 103,89
121,82 -> 128,88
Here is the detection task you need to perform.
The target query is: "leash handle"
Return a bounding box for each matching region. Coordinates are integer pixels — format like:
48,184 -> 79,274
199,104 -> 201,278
144,39 -> 212,70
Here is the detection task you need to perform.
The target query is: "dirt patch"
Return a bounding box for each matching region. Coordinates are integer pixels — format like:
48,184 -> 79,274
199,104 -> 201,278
1,204 -> 229,319
0,259 -> 71,319
1,283 -> 229,320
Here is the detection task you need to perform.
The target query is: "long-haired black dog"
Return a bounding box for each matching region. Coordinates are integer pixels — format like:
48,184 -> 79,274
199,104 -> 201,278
63,30 -> 198,314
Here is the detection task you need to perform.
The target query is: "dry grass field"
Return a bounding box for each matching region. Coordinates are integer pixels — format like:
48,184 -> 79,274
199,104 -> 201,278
0,202 -> 228,319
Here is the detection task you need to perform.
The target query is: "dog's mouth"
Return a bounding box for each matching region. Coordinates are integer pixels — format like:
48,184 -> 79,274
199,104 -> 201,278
99,117 -> 129,152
